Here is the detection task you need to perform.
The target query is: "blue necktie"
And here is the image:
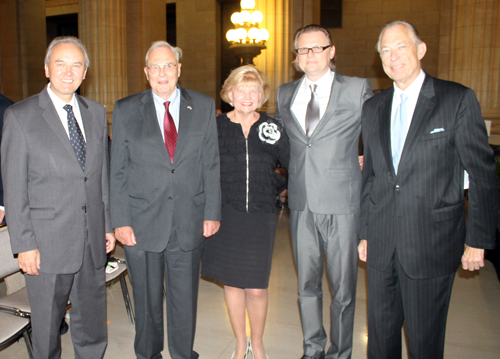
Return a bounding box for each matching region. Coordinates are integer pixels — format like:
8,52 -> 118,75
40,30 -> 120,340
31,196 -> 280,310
63,104 -> 86,171
392,93 -> 408,174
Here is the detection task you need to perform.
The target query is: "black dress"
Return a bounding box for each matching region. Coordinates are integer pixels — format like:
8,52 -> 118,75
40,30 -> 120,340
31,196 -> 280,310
202,113 -> 290,289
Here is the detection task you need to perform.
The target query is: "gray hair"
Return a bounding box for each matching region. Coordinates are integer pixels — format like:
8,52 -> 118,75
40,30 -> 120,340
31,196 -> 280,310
292,24 -> 335,71
376,21 -> 424,53
145,41 -> 183,66
45,36 -> 90,69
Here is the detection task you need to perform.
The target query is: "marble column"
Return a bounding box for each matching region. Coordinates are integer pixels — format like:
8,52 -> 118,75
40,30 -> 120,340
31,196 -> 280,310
254,0 -> 295,113
439,0 -> 500,122
79,0 -> 128,126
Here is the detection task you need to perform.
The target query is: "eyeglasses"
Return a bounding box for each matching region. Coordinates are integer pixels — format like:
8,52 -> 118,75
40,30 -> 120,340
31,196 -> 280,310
147,63 -> 178,74
295,45 -> 332,55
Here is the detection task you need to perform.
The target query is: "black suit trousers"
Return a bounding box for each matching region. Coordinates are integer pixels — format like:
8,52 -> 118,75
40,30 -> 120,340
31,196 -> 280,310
367,253 -> 455,359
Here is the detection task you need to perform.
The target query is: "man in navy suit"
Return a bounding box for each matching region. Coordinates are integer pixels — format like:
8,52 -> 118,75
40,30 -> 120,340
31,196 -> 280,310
359,21 -> 497,359
0,93 -> 14,223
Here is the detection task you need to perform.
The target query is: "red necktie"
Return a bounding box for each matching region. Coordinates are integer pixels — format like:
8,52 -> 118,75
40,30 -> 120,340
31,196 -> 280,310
163,101 -> 177,163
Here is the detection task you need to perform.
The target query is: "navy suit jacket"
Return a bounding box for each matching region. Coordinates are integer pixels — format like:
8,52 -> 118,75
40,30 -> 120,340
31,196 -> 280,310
360,73 -> 498,279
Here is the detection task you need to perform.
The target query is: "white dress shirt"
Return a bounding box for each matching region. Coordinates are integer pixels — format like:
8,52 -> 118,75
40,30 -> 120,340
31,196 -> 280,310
291,70 -> 335,133
390,69 -> 425,137
152,87 -> 180,141
47,83 -> 86,141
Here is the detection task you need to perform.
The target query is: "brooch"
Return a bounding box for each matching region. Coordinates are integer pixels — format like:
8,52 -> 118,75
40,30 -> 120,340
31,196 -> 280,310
258,122 -> 281,145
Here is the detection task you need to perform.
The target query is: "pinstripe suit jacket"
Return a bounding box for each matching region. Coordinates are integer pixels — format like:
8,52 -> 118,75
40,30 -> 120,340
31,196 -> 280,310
360,73 -> 497,279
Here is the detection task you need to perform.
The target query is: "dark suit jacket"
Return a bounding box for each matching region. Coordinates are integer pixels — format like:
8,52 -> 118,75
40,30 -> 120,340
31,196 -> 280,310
360,73 -> 498,279
275,71 -> 373,215
1,86 -> 112,274
0,93 -> 14,209
110,87 -> 221,252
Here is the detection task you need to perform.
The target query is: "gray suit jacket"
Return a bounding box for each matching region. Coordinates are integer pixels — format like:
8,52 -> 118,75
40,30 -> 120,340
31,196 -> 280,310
110,87 -> 221,252
360,74 -> 498,279
275,71 -> 373,215
1,86 -> 112,274
0,93 -> 14,208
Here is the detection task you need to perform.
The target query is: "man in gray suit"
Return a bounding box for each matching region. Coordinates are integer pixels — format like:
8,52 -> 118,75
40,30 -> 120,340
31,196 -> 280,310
110,41 -> 221,359
2,36 -> 115,359
275,25 -> 373,359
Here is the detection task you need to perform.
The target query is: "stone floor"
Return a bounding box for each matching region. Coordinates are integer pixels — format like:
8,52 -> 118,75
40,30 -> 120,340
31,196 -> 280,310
1,208 -> 499,358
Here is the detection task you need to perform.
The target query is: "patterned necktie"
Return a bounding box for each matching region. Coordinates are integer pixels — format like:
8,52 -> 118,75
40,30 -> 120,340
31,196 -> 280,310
392,93 -> 409,174
305,84 -> 320,137
63,104 -> 86,171
163,101 -> 177,163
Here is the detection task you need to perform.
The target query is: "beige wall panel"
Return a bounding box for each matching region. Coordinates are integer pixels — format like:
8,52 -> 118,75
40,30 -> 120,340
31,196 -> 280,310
445,0 -> 499,121
0,0 -> 45,101
175,0 -> 218,100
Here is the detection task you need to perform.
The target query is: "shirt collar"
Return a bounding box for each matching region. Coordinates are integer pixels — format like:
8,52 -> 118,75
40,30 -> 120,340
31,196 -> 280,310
47,83 -> 77,108
305,70 -> 335,89
152,86 -> 179,108
393,69 -> 425,99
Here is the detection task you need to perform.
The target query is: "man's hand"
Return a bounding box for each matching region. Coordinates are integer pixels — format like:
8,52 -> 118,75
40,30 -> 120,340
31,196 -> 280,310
114,226 -> 137,246
203,220 -> 220,238
18,249 -> 41,276
358,156 -> 364,171
461,244 -> 485,271
358,239 -> 367,262
0,209 -> 5,223
105,232 -> 116,253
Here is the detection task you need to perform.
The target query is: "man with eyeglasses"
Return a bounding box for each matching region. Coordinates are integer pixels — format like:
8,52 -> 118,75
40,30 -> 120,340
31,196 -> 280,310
274,24 -> 373,359
110,41 -> 221,359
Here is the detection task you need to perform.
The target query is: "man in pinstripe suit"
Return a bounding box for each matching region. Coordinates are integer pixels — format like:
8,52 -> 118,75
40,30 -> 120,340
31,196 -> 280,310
359,21 -> 497,359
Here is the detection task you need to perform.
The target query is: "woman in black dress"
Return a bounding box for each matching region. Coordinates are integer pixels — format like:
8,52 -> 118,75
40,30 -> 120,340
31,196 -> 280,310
202,65 -> 289,359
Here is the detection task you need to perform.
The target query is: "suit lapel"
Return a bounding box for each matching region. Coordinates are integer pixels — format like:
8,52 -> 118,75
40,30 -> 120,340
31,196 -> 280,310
140,90 -> 163,139
397,74 -> 436,173
140,89 -> 173,164
77,95 -> 94,172
379,87 -> 395,175
175,87 -> 194,163
39,87 -> 80,166
284,78 -> 308,140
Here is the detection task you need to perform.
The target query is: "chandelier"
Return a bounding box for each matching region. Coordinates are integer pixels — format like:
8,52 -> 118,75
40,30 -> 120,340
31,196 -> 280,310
226,0 -> 269,65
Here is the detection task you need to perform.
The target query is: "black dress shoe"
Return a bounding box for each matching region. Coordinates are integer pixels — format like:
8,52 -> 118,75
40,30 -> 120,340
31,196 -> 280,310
300,352 -> 325,359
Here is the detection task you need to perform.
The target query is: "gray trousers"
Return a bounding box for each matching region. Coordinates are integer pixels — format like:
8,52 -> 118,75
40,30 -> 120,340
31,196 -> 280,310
290,206 -> 359,359
124,229 -> 202,359
25,237 -> 107,359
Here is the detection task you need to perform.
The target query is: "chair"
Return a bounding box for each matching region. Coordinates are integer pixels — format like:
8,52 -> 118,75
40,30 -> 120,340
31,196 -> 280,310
106,254 -> 135,324
0,226 -> 34,358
